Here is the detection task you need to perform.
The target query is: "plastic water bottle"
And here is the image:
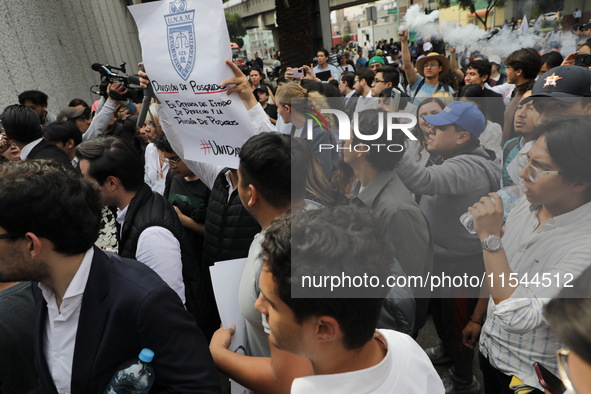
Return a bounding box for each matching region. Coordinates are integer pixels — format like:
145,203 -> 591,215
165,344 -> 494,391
460,185 -> 523,234
104,348 -> 155,394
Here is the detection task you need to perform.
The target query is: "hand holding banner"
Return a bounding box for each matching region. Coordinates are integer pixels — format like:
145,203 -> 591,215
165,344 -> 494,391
129,0 -> 254,168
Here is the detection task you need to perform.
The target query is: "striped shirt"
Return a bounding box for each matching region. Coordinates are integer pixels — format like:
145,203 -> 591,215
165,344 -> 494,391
479,197 -> 591,390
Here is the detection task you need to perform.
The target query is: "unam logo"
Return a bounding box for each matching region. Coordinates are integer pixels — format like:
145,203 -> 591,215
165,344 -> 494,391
169,0 -> 186,13
165,0 -> 195,81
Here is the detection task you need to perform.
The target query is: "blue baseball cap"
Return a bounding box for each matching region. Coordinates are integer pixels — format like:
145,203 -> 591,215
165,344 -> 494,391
422,101 -> 486,138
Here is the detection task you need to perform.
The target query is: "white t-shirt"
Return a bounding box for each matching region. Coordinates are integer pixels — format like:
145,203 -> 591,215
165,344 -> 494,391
238,232 -> 270,357
291,329 -> 444,394
479,120 -> 503,161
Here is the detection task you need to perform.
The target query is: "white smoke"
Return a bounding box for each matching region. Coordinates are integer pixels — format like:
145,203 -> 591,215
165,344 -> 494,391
402,4 -> 576,59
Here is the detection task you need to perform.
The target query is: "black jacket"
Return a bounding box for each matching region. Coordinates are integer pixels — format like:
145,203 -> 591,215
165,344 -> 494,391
118,183 -> 184,259
199,170 -> 260,339
31,247 -> 220,393
201,170 -> 260,268
27,139 -> 71,165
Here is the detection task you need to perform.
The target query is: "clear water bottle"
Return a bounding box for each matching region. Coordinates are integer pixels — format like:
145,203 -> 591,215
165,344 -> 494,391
104,348 -> 155,394
460,185 -> 523,234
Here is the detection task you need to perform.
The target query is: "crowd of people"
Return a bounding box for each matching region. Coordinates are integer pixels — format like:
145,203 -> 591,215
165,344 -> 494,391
1,18 -> 591,394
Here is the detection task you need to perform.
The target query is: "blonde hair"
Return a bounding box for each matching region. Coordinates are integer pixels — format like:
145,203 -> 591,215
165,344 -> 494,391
147,101 -> 160,125
275,82 -> 335,129
275,82 -> 307,107
431,91 -> 454,106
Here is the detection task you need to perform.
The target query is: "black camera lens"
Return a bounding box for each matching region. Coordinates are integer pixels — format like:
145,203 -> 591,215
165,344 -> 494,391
575,53 -> 591,67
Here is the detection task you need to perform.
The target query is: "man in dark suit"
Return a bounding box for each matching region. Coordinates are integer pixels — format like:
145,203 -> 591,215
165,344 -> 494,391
0,160 -> 220,394
339,71 -> 358,116
1,104 -> 70,164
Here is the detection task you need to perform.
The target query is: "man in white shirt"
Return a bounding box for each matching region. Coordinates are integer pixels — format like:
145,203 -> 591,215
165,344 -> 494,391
76,137 -> 186,303
470,116 -> 591,392
574,8 -> 582,23
0,160 -> 219,393
313,49 -> 342,82
255,206 -> 445,394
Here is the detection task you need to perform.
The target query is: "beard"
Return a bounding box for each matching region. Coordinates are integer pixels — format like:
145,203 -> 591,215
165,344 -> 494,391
0,245 -> 50,283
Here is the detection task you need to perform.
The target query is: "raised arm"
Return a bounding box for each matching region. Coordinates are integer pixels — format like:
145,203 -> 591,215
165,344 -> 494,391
83,84 -> 122,141
449,47 -> 464,82
221,60 -> 258,110
399,30 -> 418,87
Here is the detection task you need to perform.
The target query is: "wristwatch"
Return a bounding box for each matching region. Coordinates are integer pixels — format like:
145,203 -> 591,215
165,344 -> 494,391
481,235 -> 503,252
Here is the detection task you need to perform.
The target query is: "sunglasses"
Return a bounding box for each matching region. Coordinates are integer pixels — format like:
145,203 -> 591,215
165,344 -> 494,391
0,233 -> 21,239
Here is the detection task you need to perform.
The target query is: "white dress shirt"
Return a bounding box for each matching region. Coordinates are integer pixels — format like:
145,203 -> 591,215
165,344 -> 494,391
275,115 -> 293,135
479,120 -> 503,161
344,89 -> 356,106
39,247 -> 94,394
144,143 -> 168,195
480,198 -> 591,389
19,138 -> 43,159
116,206 -> 185,303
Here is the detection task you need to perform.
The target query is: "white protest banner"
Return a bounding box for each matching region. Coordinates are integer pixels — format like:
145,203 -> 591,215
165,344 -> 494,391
129,0 -> 253,168
209,258 -> 251,394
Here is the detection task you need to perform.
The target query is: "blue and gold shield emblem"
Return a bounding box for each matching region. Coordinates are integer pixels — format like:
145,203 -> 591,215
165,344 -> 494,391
165,0 -> 195,80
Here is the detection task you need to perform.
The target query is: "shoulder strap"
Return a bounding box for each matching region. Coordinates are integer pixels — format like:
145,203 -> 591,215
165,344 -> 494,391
502,138 -> 520,163
435,82 -> 450,93
412,78 -> 426,100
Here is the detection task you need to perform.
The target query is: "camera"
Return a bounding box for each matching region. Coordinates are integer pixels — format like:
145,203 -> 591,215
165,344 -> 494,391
292,68 -> 305,79
574,53 -> 591,67
91,62 -> 144,103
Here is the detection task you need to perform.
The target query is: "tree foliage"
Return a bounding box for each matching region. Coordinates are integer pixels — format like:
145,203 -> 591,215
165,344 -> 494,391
225,12 -> 246,44
436,0 -> 507,29
342,34 -> 352,43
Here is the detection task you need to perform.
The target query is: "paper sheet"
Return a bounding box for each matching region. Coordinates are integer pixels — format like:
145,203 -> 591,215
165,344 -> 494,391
129,0 -> 253,168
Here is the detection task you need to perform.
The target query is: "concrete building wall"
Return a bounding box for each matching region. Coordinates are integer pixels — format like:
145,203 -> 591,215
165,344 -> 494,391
0,0 -> 141,116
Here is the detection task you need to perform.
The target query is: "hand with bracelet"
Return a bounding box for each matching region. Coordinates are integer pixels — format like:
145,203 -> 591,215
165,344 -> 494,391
462,297 -> 487,350
461,316 -> 484,350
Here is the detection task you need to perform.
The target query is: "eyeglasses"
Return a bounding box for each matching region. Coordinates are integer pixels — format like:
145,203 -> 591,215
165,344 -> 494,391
0,233 -> 20,239
146,122 -> 161,129
518,153 -> 560,182
424,62 -> 440,68
557,348 -> 576,393
160,156 -> 182,166
373,78 -> 386,84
